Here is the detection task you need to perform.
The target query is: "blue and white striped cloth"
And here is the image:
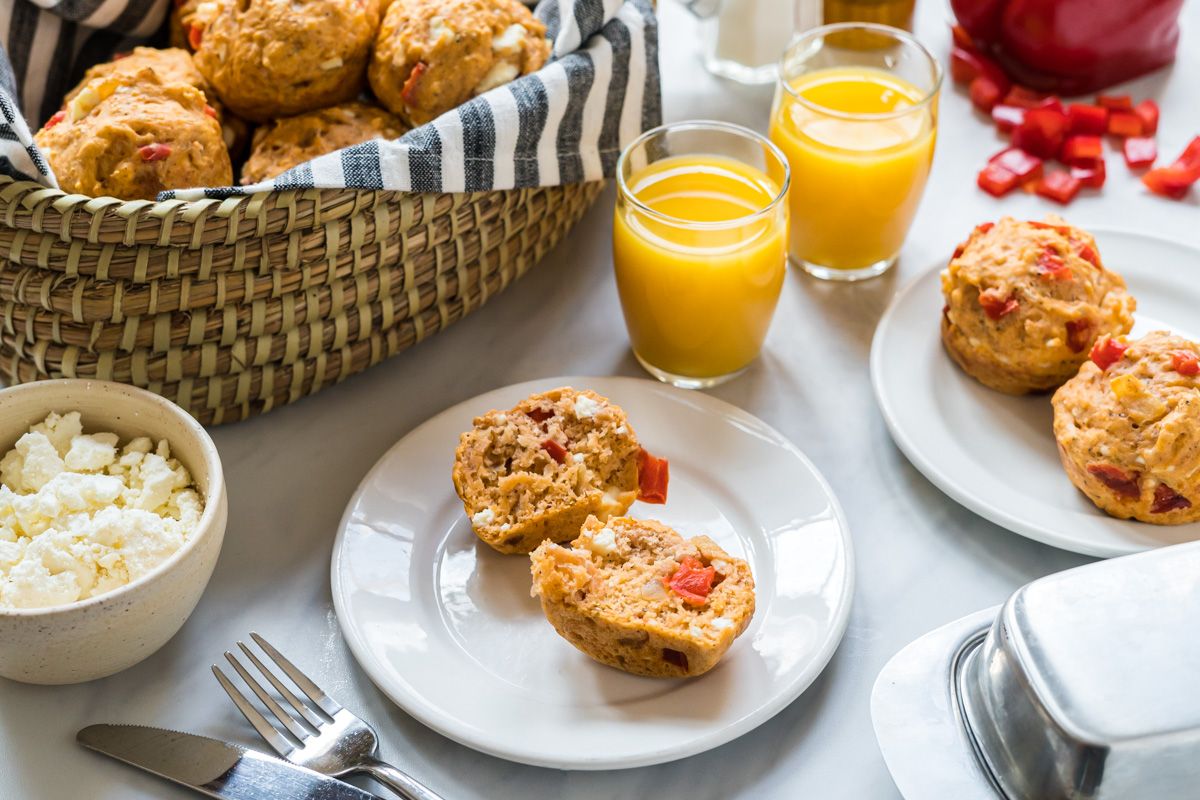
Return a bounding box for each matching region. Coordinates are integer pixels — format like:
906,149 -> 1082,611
0,0 -> 660,199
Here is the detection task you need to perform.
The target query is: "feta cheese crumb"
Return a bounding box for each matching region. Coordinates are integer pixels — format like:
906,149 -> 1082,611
0,414 -> 202,610
499,523 -> 511,531
472,508 -> 496,526
712,617 -> 735,630
586,527 -> 618,556
640,579 -> 667,600
614,425 -> 627,435
572,453 -> 585,463
572,395 -> 603,419
473,61 -> 520,95
492,24 -> 527,55
319,57 -> 344,70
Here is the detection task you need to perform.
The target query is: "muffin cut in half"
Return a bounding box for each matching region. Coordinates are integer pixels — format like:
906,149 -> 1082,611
941,215 -> 1136,394
1052,331 -> 1200,524
453,387 -> 669,554
530,516 -> 755,678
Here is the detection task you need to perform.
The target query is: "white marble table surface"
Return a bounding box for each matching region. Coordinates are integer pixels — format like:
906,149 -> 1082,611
3,4 -> 1199,798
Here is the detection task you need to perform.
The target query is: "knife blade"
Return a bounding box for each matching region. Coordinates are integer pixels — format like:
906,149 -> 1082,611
77,724 -> 380,800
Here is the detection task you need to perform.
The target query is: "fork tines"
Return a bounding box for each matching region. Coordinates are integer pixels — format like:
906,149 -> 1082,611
213,632 -> 344,755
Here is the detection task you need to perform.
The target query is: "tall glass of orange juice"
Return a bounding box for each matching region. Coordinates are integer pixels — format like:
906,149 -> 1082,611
613,121 -> 790,388
769,23 -> 942,281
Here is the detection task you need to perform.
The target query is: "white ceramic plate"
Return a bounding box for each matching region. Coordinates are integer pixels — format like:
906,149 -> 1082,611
871,228 -> 1200,558
331,376 -> 854,770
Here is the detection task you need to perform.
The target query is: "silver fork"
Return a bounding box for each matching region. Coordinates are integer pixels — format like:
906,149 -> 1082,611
213,632 -> 444,800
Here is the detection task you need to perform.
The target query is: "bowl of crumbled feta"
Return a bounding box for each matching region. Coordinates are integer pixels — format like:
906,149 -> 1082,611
0,380 -> 227,684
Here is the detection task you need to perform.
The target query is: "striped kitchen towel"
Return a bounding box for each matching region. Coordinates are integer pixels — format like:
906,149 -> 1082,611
0,0 -> 660,199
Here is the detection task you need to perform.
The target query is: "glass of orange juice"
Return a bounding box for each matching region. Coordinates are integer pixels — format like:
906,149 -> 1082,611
613,121 -> 790,388
769,23 -> 942,281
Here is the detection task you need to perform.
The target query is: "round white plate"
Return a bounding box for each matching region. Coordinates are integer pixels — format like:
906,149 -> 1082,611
331,376 -> 854,770
871,228 -> 1200,558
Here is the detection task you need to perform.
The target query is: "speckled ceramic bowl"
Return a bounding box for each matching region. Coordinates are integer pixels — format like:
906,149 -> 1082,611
0,380 -> 227,684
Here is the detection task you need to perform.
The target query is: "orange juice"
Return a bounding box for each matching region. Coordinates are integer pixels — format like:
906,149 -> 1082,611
613,153 -> 787,382
769,66 -> 936,273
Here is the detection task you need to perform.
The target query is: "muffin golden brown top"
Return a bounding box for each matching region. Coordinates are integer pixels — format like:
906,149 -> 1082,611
369,0 -> 551,126
1052,331 -> 1200,521
65,47 -> 210,104
34,69 -> 233,201
241,101 -> 408,184
941,215 -> 1136,393
193,0 -> 382,121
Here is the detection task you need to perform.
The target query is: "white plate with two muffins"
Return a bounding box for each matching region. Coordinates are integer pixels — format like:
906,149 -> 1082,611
871,227 -> 1200,557
330,376 -> 854,769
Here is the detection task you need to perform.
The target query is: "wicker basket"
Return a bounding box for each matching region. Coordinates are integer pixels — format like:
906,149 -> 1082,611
0,176 -> 603,424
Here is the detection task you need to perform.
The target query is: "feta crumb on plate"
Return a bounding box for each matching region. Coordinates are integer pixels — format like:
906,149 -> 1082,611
0,412 -> 203,610
572,395 -> 603,419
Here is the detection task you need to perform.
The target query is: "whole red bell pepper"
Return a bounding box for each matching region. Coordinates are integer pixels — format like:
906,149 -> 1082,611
950,0 -> 1185,95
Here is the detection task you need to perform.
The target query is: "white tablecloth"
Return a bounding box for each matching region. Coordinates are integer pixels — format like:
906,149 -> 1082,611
2,3 -> 1198,797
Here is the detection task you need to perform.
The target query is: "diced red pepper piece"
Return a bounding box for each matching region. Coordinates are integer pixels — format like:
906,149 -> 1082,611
1035,97 -> 1064,114
401,62 -> 428,105
1106,111 -> 1143,138
1013,107 -> 1068,160
1135,100 -> 1159,136
112,51 -> 129,60
44,110 -> 66,130
1087,464 -> 1141,499
1142,165 -> 1197,200
977,162 -> 1019,197
1003,85 -> 1049,110
1027,221 -> 1073,234
1090,336 -> 1128,370
950,24 -> 974,50
1077,242 -> 1101,267
1037,247 -> 1072,281
1122,137 -> 1156,169
186,24 -> 203,50
1097,95 -> 1133,111
1070,161 -> 1106,189
664,556 -> 716,606
1173,137 -> 1200,171
540,438 -> 568,464
974,221 -> 995,235
1066,104 -> 1108,136
991,104 -> 1025,133
203,104 -> 218,119
989,148 -> 1043,183
1169,351 -> 1200,376
1064,319 -> 1093,353
950,47 -> 984,84
637,448 -> 669,504
969,75 -> 1004,113
1151,484 -> 1192,514
979,288 -> 1019,320
1035,171 -> 1081,205
138,143 -> 172,162
526,408 -> 554,423
1060,135 -> 1102,166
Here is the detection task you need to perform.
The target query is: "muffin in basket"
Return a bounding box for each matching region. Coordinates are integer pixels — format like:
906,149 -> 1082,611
1052,331 -> 1200,524
530,516 -> 755,678
241,101 -> 409,184
193,0 -> 382,121
941,216 -> 1136,394
369,0 -> 551,126
34,69 -> 232,201
63,46 -> 249,157
452,387 -> 669,554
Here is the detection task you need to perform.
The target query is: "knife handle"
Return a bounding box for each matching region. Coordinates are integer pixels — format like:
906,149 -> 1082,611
361,757 -> 446,800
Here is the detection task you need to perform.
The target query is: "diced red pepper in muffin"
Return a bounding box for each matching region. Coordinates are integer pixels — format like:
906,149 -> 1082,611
138,143 -> 172,162
1122,137 -> 1156,169
44,110 -> 66,130
637,448 -> 669,504
541,439 -> 568,464
1151,484 -> 1192,514
401,62 -> 428,105
1089,336 -> 1128,370
1086,464 -> 1141,498
664,556 -> 716,606
1169,351 -> 1200,376
187,24 -> 203,50
1037,248 -> 1072,281
1065,319 -> 1093,353
526,407 -> 554,423
978,288 -> 1019,320
1076,242 -> 1101,267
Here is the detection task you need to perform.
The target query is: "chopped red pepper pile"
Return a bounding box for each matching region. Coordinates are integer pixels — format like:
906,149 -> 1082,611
663,556 -> 715,606
637,448 -> 669,504
951,25 -> 1198,203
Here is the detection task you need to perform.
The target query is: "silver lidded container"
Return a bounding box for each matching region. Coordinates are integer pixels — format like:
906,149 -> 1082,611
873,542 -> 1200,800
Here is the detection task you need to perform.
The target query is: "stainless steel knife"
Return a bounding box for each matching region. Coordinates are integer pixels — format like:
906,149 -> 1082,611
78,724 -> 381,799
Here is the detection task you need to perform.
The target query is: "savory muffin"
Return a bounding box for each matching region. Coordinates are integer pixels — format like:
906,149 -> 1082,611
62,45 -> 248,157
193,0 -> 381,121
34,69 -> 233,201
1052,331 -> 1200,524
941,216 -> 1136,394
530,516 -> 755,678
369,0 -> 551,126
452,387 -> 669,554
169,0 -> 210,51
241,101 -> 408,183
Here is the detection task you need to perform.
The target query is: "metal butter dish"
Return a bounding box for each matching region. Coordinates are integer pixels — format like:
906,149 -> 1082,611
872,542 -> 1200,799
